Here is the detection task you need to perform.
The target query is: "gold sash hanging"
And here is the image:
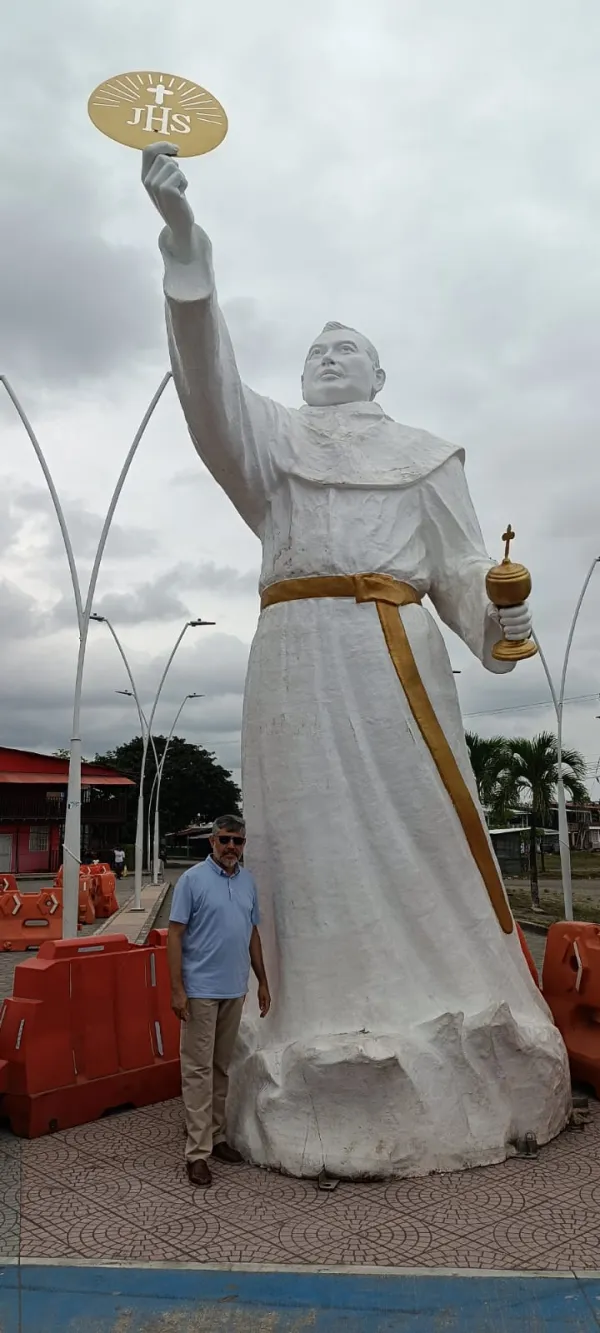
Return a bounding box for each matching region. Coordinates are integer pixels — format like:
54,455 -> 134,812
260,572 -> 513,935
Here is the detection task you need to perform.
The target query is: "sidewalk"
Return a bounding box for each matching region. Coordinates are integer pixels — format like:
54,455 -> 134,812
93,876 -> 171,944
3,913 -> 600,1329
1,1099 -> 600,1329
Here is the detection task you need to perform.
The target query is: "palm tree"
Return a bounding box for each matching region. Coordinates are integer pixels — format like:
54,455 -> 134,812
465,733 -> 518,825
506,732 -> 588,910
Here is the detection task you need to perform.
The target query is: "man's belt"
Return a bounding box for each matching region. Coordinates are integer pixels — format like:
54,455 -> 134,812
260,573 -> 513,934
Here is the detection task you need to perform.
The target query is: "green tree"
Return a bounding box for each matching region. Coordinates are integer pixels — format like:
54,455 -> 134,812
465,733 -> 518,826
94,735 -> 241,852
506,732 -> 588,910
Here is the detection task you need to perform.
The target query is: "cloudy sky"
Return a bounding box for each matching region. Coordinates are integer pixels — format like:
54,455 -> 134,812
1,0 -> 599,792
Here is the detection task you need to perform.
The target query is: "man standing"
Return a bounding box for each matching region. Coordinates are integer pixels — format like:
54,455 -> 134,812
168,814 -> 270,1187
113,847 -> 125,879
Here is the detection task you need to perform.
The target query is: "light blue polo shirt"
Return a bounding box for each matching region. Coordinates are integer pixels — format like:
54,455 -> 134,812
169,857 -> 260,999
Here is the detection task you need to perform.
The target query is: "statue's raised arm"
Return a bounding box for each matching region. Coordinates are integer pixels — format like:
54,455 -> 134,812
142,143 -> 279,534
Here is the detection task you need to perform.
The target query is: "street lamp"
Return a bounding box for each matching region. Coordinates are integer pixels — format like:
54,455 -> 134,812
90,612 -> 163,907
533,555 -> 600,920
134,619 -> 214,907
116,689 -> 160,889
115,690 -> 155,874
149,692 -> 203,883
92,615 -> 213,908
116,688 -> 162,882
0,371 -> 172,938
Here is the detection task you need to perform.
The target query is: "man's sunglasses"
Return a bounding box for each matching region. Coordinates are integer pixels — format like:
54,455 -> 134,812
216,834 -> 245,846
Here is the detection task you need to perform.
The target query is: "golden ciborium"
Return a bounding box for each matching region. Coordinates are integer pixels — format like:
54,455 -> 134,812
485,525 -> 538,662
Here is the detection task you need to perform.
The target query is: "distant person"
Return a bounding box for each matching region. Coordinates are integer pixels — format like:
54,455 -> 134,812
167,814 -> 270,1188
113,847 -> 126,879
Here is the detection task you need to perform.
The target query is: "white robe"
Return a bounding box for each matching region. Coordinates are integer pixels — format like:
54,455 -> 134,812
163,228 -> 570,1178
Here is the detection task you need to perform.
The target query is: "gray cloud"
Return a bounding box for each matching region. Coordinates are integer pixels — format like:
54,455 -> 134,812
49,561 -> 259,626
0,491 -> 24,557
51,574 -> 190,628
0,628 -> 247,773
1,0 -> 599,787
0,156 -> 163,384
1,477 -> 158,561
184,562 -> 259,596
0,580 -> 47,639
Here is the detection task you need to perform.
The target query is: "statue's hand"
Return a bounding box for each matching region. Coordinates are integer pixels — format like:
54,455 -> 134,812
498,601 -> 532,642
142,142 -> 195,261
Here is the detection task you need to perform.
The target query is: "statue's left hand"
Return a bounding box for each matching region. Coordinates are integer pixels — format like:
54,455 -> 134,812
498,601 -> 532,641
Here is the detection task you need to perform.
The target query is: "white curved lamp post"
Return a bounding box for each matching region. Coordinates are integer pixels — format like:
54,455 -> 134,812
0,372 -> 172,937
114,690 -> 159,909
150,692 -> 203,883
136,621 -> 214,904
533,555 -> 600,920
89,612 -> 161,906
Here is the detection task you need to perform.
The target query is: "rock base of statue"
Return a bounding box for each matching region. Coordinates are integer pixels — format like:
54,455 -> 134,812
227,1006 -> 570,1178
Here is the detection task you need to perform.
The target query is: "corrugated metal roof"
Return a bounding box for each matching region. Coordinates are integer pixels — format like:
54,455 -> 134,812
0,746 -> 134,786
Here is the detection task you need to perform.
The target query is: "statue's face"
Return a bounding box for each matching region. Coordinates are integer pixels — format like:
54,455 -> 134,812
301,327 -> 386,407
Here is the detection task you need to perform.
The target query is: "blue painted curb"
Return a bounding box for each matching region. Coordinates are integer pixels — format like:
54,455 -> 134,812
1,1264 -> 600,1330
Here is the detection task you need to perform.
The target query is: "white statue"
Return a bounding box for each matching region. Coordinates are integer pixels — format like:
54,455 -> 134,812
143,144 -> 570,1178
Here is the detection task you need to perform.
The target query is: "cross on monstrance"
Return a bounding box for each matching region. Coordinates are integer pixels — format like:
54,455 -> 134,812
148,81 -> 172,106
502,524 -> 515,561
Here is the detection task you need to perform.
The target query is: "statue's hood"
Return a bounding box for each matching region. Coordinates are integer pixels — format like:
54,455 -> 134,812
278,400 -> 464,488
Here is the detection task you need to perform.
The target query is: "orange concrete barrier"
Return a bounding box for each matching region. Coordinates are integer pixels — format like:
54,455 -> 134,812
90,869 -> 118,918
516,923 -> 540,987
542,921 -> 600,1096
0,874 -> 19,894
0,887 -> 62,951
54,864 -> 116,919
0,932 -> 181,1136
78,877 -> 96,926
55,864 -> 93,887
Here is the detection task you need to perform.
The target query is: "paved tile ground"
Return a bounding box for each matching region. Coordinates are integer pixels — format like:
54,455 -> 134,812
4,919 -> 599,1279
0,1095 -> 597,1270
524,927 -> 546,975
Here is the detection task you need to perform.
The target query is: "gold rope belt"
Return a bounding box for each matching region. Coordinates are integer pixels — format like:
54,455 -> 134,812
260,572 -> 512,934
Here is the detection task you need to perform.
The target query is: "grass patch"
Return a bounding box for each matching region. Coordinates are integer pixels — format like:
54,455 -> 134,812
533,851 -> 600,879
507,884 -> 600,927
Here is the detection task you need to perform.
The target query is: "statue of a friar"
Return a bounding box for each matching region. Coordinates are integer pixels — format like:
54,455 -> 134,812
142,142 -> 570,1177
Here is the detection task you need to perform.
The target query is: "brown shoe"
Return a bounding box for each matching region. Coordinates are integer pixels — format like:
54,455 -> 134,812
212,1141 -> 243,1164
186,1159 -> 212,1187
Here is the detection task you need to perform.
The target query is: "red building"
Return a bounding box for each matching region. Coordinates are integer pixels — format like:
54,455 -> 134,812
0,747 -> 135,875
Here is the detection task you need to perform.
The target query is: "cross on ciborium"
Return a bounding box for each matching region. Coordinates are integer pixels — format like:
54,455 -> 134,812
485,524 -> 538,661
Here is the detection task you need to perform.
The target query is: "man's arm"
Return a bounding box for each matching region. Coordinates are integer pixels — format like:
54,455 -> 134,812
250,926 -> 270,1017
142,143 -> 282,535
167,871 -> 194,1022
167,922 -> 189,1021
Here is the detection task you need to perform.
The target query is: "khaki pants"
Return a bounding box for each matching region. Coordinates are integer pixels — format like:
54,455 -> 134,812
180,997 -> 245,1163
